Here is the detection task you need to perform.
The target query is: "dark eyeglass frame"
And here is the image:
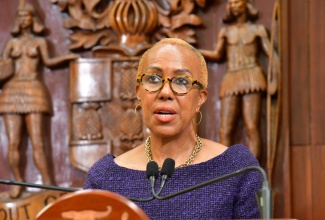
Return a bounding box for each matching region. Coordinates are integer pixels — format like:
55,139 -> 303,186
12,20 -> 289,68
137,73 -> 204,95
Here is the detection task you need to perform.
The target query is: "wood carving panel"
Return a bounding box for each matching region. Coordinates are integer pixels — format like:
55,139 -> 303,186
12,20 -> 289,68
69,58 -> 112,172
68,57 -> 146,172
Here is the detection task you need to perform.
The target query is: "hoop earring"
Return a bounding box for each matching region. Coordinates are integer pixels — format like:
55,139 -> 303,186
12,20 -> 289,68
134,104 -> 142,119
192,111 -> 202,125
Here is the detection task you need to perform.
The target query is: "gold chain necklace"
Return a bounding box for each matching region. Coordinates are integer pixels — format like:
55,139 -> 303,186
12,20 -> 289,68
145,134 -> 203,168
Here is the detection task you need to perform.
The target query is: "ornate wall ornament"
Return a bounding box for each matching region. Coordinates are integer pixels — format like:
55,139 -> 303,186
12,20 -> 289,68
51,0 -> 206,55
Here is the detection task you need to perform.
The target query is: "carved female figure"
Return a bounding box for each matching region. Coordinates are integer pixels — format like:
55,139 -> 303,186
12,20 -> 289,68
199,0 -> 278,160
0,2 -> 78,198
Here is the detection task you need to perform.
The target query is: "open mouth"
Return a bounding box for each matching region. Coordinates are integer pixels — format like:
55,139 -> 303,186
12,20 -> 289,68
154,108 -> 176,115
154,108 -> 176,122
156,111 -> 175,115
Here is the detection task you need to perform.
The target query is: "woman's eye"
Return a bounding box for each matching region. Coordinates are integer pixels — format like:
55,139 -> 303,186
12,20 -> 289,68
147,75 -> 161,83
174,77 -> 190,85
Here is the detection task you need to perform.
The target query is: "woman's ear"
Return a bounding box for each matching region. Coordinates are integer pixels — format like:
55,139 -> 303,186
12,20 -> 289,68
196,90 -> 208,111
136,84 -> 141,102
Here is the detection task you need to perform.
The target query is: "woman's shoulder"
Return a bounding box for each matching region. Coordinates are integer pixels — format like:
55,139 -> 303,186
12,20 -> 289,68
200,138 -> 258,159
88,153 -> 115,172
198,138 -> 228,161
199,139 -> 259,168
114,144 -> 148,170
223,143 -> 260,168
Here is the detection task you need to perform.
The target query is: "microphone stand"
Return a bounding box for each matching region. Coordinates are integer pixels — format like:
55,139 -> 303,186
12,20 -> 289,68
150,166 -> 272,219
0,179 -> 79,192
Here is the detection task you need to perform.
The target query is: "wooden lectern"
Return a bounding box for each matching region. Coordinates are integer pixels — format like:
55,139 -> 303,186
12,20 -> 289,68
35,190 -> 149,220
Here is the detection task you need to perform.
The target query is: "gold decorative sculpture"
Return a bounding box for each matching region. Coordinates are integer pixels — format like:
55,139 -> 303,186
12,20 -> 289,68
0,1 -> 78,198
199,0 -> 279,160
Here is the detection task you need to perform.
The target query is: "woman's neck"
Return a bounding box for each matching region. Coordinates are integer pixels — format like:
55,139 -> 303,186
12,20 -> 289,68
148,132 -> 197,168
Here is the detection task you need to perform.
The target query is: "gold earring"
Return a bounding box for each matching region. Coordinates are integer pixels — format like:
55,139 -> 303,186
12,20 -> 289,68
192,111 -> 202,125
134,104 -> 142,119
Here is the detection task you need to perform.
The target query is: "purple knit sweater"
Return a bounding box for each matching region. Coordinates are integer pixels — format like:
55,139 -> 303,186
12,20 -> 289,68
84,144 -> 262,219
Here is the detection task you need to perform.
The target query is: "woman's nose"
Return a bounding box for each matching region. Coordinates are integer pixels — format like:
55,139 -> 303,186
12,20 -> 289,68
158,81 -> 174,100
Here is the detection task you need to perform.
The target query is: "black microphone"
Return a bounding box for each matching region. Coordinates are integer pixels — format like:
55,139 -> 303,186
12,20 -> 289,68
149,164 -> 272,219
155,158 -> 175,195
147,161 -> 159,190
146,159 -> 175,198
0,179 -> 79,192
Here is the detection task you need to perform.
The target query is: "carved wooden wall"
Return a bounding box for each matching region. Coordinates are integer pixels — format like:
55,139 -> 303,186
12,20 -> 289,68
1,0 -> 324,219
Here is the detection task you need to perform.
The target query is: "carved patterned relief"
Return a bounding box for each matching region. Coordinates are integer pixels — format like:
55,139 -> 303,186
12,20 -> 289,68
119,108 -> 144,151
117,61 -> 138,104
72,102 -> 103,141
113,60 -> 144,151
51,0 -> 206,53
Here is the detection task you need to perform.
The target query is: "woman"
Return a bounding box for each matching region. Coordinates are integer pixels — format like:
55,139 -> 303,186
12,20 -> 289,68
84,38 -> 263,219
199,0 -> 279,160
0,2 -> 78,198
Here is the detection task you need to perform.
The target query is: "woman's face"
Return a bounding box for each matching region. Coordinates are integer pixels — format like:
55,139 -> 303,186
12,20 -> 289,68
136,43 -> 207,138
18,11 -> 33,29
228,0 -> 246,17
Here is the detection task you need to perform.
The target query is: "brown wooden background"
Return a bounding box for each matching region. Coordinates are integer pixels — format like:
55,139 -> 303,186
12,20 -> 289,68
286,0 -> 325,219
0,0 -> 324,219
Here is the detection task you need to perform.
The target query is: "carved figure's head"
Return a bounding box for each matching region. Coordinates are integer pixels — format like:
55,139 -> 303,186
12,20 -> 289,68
12,1 -> 45,35
223,0 -> 259,23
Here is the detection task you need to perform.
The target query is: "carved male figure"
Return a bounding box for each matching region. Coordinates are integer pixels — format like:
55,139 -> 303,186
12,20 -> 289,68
199,0 -> 279,159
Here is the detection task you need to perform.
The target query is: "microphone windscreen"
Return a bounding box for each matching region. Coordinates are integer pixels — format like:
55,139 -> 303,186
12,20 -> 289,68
146,161 -> 159,179
161,158 -> 175,178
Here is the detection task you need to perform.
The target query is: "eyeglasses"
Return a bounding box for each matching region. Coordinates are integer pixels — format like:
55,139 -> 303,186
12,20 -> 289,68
137,73 -> 204,95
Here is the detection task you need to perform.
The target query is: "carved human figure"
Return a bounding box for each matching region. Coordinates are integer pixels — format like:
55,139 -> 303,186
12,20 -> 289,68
199,0 -> 279,159
0,2 -> 78,198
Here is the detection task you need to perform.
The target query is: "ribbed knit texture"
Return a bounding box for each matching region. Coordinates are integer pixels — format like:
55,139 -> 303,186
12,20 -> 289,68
84,144 -> 262,220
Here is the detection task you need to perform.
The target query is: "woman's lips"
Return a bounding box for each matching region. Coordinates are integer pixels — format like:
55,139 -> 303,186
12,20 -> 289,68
154,107 -> 176,123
